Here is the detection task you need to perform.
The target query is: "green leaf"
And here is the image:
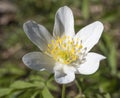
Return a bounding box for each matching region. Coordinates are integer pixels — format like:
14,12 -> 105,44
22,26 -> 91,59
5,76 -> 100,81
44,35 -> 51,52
8,91 -> 23,98
42,87 -> 54,98
102,12 -> 119,22
31,91 -> 39,98
33,81 -> 45,89
14,89 -> 34,98
10,81 -> 44,89
0,88 -> 13,97
29,75 -> 45,82
46,74 -> 58,91
104,93 -> 111,98
10,81 -> 34,89
47,82 -> 58,91
108,44 -> 117,75
98,41 -> 108,56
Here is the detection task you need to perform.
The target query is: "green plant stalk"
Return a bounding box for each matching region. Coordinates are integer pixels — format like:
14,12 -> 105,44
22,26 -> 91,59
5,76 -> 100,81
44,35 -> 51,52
62,84 -> 66,98
75,80 -> 82,94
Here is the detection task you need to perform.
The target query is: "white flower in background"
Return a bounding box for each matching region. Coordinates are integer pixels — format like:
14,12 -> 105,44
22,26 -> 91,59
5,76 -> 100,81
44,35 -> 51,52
22,6 -> 105,84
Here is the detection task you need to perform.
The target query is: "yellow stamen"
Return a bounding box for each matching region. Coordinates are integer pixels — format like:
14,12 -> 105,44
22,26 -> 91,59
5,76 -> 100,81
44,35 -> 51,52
46,36 -> 83,64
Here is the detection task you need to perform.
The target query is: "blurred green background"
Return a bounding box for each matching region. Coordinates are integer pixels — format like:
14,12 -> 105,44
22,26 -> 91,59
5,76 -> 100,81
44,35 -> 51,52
0,0 -> 120,98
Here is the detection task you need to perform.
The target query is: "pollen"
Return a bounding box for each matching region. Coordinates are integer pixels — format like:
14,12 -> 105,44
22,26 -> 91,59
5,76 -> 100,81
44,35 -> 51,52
46,36 -> 83,64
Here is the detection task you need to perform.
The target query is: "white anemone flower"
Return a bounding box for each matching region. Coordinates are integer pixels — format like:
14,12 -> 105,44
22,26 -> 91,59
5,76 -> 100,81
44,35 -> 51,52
22,6 -> 106,84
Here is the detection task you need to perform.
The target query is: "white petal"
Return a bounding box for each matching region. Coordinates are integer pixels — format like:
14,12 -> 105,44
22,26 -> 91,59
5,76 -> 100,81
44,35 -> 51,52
53,6 -> 75,38
54,63 -> 75,84
77,52 -> 106,75
75,21 -> 104,52
22,52 -> 55,72
23,20 -> 53,51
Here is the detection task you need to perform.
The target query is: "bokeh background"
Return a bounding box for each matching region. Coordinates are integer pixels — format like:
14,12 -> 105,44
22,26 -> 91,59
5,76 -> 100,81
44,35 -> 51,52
0,0 -> 120,98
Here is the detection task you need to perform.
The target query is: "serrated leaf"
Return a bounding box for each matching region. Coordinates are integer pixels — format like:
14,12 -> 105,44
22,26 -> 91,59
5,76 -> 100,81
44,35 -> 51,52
0,88 -> 13,97
42,87 -> 54,98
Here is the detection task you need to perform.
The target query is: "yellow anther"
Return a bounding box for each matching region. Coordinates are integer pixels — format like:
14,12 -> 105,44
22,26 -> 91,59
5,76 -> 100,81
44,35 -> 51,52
45,36 -> 83,64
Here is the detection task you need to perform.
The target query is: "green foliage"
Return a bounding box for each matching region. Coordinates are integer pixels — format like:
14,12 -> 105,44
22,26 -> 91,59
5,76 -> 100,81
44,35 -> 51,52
10,80 -> 44,89
0,88 -> 13,97
0,0 -> 120,98
82,0 -> 89,19
42,87 -> 54,98
99,33 -> 117,75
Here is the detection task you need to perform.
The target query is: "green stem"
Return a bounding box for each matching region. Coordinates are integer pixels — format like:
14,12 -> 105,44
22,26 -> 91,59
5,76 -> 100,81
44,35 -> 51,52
75,80 -> 82,94
75,79 -> 85,98
62,84 -> 66,98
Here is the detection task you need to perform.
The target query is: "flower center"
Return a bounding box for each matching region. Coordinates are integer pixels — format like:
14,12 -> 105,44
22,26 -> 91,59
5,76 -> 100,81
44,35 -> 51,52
46,36 -> 83,64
